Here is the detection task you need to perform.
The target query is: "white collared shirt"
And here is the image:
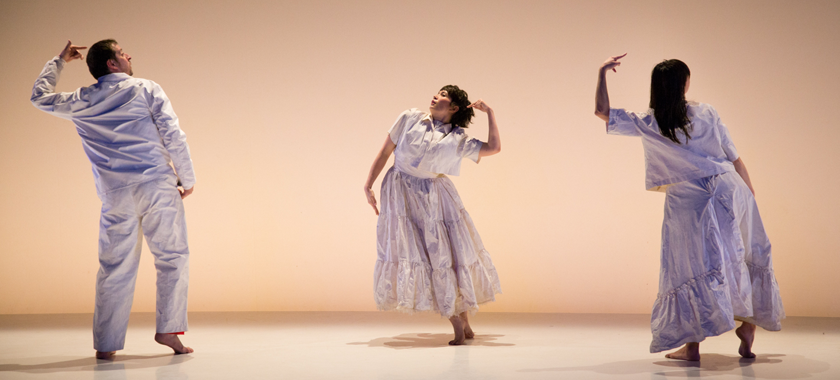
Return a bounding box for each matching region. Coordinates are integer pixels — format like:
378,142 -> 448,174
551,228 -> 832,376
609,102 -> 739,191
388,109 -> 482,179
31,56 -> 196,196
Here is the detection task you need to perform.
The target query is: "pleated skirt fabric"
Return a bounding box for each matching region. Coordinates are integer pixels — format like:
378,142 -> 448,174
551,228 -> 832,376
374,167 -> 502,317
650,172 -> 785,352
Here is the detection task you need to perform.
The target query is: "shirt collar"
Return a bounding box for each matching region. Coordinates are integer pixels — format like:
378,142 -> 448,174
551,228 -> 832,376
98,73 -> 132,83
422,113 -> 453,134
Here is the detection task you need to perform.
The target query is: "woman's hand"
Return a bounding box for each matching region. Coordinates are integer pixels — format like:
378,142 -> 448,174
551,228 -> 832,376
472,99 -> 501,157
595,53 -> 626,123
600,53 -> 627,73
59,40 -> 87,63
364,135 -> 396,216
467,99 -> 492,113
364,187 -> 379,215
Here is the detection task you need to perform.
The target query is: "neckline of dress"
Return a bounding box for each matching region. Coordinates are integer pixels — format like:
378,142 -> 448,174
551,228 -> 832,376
431,118 -> 452,134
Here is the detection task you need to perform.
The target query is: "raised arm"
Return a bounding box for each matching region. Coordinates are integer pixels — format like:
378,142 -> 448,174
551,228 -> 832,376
468,100 -> 501,157
31,41 -> 88,115
732,157 -> 756,196
595,53 -> 627,125
363,135 -> 397,215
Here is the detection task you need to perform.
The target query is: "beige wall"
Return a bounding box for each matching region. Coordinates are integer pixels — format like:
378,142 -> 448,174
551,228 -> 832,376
1,0 -> 838,317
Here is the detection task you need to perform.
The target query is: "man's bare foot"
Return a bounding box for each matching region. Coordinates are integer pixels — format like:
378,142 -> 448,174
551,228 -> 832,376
735,322 -> 756,359
95,351 -> 115,360
448,316 -> 466,345
665,342 -> 700,361
154,333 -> 194,354
459,312 -> 475,339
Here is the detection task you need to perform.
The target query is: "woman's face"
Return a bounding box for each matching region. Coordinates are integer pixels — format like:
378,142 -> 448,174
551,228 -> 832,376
430,90 -> 456,114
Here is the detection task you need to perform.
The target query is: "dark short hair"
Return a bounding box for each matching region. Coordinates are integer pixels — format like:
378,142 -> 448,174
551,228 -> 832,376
86,39 -> 118,79
649,59 -> 692,144
441,85 -> 474,129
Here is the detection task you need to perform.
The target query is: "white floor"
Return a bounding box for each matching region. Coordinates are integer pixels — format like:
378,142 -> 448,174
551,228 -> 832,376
0,312 -> 837,380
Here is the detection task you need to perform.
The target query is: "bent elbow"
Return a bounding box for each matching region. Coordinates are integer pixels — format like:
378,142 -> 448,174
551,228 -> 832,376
30,97 -> 47,111
595,110 -> 609,122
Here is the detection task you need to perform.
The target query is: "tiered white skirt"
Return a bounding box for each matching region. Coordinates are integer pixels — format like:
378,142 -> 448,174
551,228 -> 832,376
651,172 -> 785,352
374,167 -> 502,317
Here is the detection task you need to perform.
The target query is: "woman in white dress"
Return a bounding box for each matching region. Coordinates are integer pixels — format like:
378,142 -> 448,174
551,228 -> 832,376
364,85 -> 503,345
594,54 -> 785,361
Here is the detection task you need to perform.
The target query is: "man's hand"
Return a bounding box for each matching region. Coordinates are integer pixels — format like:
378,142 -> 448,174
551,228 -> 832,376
60,40 -> 87,63
179,186 -> 194,199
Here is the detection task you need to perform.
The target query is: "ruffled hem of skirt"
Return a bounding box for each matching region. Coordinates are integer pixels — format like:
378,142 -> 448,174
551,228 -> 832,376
373,255 -> 502,318
649,263 -> 785,353
649,269 -> 736,353
743,262 -> 785,331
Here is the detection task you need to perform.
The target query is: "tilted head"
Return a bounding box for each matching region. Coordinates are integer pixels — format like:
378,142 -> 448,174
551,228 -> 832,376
86,39 -> 133,79
649,59 -> 691,144
430,85 -> 474,129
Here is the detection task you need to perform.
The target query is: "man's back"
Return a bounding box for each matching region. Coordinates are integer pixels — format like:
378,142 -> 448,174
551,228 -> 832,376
31,56 -> 195,196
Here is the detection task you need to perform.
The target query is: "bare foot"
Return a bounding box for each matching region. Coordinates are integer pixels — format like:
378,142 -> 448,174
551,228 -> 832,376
665,342 -> 700,361
460,312 -> 475,339
736,322 -> 756,358
95,351 -> 115,360
448,316 -> 466,345
464,324 -> 475,339
154,333 -> 194,354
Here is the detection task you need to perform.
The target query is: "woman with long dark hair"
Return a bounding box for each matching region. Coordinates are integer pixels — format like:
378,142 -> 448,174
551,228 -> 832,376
364,85 -> 502,345
594,54 -> 785,361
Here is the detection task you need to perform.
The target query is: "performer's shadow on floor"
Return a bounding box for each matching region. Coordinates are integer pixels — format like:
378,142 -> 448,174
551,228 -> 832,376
519,354 -> 831,379
0,354 -> 191,374
348,333 -> 515,349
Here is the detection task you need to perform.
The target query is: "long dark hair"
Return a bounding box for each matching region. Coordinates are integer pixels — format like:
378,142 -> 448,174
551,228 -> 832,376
441,85 -> 474,129
650,59 -> 691,144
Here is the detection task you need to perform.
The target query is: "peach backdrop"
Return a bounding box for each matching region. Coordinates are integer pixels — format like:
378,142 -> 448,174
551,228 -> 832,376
1,0 -> 838,316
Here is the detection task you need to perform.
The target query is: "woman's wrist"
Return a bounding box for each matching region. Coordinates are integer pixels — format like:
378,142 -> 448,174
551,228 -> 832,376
599,65 -> 612,75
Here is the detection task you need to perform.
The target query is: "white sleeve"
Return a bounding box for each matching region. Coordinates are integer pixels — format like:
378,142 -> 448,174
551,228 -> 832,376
715,110 -> 739,161
30,56 -> 82,119
459,135 -> 483,163
149,82 -> 196,189
387,109 -> 416,145
607,108 -> 644,137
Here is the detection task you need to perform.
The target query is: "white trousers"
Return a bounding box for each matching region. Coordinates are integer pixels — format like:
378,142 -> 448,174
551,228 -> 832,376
93,178 -> 190,352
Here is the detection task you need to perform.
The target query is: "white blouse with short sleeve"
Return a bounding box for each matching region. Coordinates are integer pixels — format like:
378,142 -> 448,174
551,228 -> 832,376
608,102 -> 739,191
388,109 -> 483,179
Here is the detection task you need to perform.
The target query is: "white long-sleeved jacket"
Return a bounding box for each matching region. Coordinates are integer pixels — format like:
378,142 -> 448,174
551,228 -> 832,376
31,56 -> 196,196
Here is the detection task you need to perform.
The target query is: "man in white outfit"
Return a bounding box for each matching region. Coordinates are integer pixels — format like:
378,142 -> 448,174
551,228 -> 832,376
30,40 -> 196,359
